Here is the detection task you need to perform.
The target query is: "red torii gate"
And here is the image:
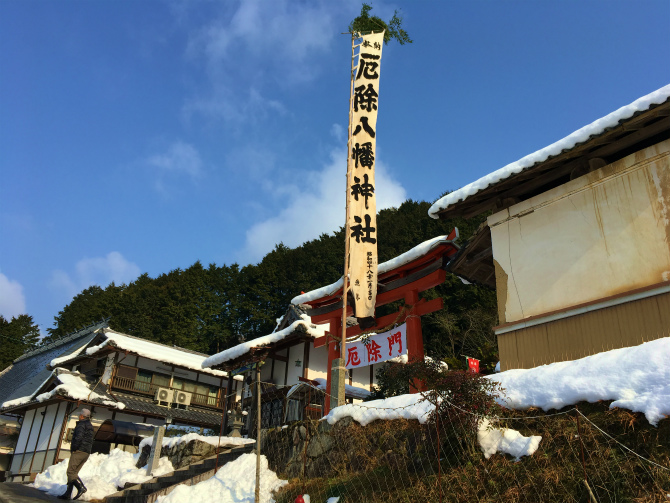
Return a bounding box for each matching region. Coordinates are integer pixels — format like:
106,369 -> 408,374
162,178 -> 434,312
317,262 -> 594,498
297,229 -> 461,412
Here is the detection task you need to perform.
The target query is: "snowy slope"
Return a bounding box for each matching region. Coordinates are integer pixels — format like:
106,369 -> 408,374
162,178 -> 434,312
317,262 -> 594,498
487,337 -> 670,425
33,449 -> 173,501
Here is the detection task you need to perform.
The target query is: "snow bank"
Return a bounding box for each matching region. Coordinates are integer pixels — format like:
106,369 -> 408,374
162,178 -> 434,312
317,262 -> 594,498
477,419 -> 542,460
139,433 -> 255,451
33,449 -> 173,501
428,84 -> 670,218
488,337 -> 670,425
203,315 -> 327,368
324,393 -> 431,426
292,235 -> 458,305
155,453 -> 287,503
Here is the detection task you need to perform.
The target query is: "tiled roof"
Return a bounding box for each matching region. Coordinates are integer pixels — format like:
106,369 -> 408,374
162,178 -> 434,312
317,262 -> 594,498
113,392 -> 224,427
0,321 -> 108,406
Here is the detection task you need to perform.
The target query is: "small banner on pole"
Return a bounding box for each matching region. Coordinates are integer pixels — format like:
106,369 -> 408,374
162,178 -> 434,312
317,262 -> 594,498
345,323 -> 406,369
467,357 -> 480,373
348,31 -> 384,320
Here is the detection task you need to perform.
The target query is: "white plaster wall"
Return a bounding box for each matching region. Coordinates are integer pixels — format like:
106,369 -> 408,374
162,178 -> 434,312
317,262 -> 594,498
35,404 -> 59,451
48,404 -> 66,450
350,366 -> 371,391
286,344 -> 305,385
198,374 -> 222,387
489,139 -> 670,323
306,344 -> 328,382
25,406 -> 46,452
14,409 -> 35,455
273,360 -> 287,386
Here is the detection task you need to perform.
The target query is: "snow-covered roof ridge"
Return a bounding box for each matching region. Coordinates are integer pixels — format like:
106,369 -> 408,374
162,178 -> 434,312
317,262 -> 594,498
52,328 -> 233,378
291,234 -> 458,305
428,84 -> 670,219
202,314 -> 327,369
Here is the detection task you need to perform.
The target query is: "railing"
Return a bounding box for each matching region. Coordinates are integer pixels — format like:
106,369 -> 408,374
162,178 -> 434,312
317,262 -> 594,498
111,376 -> 224,409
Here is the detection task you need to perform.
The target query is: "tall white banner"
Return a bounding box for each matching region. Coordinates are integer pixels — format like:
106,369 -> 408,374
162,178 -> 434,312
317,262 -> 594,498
345,323 -> 407,370
348,31 -> 384,320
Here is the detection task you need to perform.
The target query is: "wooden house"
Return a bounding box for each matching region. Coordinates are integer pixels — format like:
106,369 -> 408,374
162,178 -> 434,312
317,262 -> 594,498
430,85 -> 670,370
0,321 -> 242,482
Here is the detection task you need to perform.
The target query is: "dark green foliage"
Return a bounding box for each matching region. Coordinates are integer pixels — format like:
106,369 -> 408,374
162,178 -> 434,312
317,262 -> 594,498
348,3 -> 412,45
47,199 -> 497,364
0,314 -> 40,371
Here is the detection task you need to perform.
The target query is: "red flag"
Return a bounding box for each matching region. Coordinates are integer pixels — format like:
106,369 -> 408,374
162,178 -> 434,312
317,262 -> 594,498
467,357 -> 480,373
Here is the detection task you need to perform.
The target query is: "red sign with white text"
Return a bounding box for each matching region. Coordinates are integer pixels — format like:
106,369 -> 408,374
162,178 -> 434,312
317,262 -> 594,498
467,357 -> 480,373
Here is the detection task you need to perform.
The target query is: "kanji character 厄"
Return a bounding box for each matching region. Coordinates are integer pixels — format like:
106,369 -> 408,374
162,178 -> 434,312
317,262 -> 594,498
356,53 -> 380,80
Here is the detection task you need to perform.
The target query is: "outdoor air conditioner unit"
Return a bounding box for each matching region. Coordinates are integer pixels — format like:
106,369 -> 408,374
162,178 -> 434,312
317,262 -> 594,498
155,387 -> 174,405
173,390 -> 192,408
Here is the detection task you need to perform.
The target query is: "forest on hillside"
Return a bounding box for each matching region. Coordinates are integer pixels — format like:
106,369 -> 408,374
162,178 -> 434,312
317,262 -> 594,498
3,200 -> 498,372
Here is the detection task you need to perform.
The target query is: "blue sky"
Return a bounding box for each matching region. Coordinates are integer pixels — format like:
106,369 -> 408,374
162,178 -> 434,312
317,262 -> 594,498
1,0 -> 669,334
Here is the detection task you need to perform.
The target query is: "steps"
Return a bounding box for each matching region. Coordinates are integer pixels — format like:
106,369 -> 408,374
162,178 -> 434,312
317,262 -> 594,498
104,444 -> 255,503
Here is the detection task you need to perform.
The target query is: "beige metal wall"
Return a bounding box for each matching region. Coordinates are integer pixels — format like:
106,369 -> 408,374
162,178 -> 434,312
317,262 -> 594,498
498,291 -> 670,370
488,139 -> 670,325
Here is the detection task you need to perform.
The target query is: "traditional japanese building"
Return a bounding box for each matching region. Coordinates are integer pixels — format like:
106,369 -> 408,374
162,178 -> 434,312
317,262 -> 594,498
0,321 -> 242,482
430,84 -> 670,370
202,233 -> 461,422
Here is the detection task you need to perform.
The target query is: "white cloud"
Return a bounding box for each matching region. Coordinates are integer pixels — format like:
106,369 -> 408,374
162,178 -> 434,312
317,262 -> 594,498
147,140 -> 203,193
50,252 -> 141,300
0,272 -> 27,319
240,148 -> 407,263
182,0 -> 353,125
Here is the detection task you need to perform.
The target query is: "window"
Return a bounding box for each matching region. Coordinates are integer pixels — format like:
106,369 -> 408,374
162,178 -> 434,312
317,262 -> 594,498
116,365 -> 138,380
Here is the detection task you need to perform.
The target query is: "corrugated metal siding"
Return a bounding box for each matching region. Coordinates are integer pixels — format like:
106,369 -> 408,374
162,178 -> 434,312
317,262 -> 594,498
499,292 -> 670,370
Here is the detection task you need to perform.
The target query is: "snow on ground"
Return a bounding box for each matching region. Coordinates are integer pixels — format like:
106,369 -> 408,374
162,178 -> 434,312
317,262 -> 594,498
155,453 -> 287,503
428,84 -> 670,217
477,419 -> 542,460
323,393 -> 541,461
33,449 -> 173,501
487,337 -> 670,425
139,433 -> 255,451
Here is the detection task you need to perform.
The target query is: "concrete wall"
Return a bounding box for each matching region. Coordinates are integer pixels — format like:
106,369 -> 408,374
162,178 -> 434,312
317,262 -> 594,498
489,139 -> 670,325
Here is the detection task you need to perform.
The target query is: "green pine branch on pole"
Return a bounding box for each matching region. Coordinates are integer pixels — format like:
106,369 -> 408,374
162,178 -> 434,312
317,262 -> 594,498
348,3 -> 412,45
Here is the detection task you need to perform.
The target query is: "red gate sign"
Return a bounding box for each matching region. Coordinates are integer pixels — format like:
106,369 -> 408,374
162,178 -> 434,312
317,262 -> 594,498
345,323 -> 407,369
467,357 -> 480,373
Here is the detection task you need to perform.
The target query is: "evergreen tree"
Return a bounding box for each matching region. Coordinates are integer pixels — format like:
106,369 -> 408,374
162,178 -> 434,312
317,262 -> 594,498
0,314 -> 40,371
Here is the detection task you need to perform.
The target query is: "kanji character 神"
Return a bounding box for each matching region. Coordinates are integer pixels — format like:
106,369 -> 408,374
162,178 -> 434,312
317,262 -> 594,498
351,214 -> 377,244
351,173 -> 374,209
354,83 -> 378,113
352,142 -> 374,169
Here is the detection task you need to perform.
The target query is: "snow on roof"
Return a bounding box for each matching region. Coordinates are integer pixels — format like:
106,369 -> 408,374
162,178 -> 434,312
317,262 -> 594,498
52,329 -> 242,380
2,368 -> 124,410
487,336 -> 670,426
202,314 -> 327,369
291,234 -> 458,305
428,84 -> 670,219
